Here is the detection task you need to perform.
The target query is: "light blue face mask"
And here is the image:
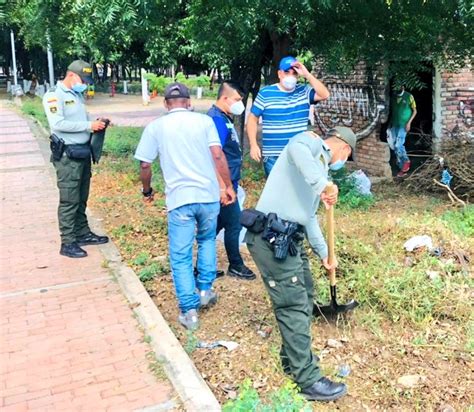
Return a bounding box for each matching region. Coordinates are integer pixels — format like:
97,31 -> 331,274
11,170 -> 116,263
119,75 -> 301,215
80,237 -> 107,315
329,159 -> 346,171
72,83 -> 87,94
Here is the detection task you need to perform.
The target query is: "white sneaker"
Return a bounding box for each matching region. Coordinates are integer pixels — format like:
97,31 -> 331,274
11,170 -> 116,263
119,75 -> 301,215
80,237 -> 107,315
178,309 -> 199,330
199,290 -> 218,308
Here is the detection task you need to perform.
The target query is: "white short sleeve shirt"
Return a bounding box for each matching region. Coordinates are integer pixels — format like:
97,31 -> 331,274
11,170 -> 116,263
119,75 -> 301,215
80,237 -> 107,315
135,108 -> 221,211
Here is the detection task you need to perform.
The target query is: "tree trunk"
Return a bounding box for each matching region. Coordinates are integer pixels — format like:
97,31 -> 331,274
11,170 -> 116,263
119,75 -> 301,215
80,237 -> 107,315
269,31 -> 291,84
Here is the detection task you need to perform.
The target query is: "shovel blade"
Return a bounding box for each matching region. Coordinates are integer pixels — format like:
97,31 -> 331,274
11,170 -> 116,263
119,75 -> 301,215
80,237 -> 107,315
313,298 -> 359,317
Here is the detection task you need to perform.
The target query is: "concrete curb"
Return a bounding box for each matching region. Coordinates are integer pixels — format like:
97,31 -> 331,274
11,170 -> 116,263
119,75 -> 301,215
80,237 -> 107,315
21,108 -> 222,412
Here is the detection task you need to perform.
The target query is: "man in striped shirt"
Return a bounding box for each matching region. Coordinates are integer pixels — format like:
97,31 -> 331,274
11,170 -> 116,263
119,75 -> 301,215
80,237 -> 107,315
247,56 -> 330,176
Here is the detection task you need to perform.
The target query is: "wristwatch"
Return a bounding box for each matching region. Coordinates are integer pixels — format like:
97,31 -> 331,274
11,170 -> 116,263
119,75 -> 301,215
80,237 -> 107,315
142,187 -> 153,197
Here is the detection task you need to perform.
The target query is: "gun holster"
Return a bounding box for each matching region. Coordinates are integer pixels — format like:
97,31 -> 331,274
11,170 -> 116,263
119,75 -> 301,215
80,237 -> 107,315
49,134 -> 65,161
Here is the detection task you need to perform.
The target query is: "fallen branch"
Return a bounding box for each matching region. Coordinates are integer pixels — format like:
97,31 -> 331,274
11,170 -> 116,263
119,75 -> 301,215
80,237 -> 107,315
433,179 -> 466,206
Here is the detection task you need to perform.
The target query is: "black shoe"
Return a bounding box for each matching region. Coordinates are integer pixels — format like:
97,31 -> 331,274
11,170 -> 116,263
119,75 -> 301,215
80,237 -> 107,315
193,267 -> 225,279
301,377 -> 347,402
60,242 -> 88,258
77,231 -> 109,246
227,264 -> 256,280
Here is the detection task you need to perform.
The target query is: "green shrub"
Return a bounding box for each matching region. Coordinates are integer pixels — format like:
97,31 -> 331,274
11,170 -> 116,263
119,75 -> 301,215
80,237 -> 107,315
223,379 -> 311,412
330,168 -> 375,210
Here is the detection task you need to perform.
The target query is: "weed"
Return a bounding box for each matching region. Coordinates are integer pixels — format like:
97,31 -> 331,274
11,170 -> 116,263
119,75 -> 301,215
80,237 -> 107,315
132,252 -> 150,266
143,335 -> 152,344
146,351 -> 168,381
223,379 -> 311,412
138,263 -> 166,282
100,259 -> 109,269
111,224 -> 134,239
184,330 -> 199,354
241,154 -> 265,182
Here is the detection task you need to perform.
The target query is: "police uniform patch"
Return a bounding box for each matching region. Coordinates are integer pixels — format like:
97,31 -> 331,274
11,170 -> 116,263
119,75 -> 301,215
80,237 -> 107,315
49,106 -> 58,113
65,100 -> 75,105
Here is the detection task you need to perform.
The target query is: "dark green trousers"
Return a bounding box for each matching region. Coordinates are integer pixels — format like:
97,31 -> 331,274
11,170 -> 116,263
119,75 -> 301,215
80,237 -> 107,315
245,231 -> 321,389
53,154 -> 91,244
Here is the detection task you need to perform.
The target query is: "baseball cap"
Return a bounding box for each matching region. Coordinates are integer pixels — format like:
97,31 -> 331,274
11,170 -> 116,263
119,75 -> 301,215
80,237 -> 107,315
67,60 -> 94,84
164,82 -> 190,100
327,126 -> 357,161
279,56 -> 297,72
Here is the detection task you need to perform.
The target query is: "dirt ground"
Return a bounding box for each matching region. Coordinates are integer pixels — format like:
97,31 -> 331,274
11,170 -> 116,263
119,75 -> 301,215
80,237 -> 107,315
89,165 -> 473,411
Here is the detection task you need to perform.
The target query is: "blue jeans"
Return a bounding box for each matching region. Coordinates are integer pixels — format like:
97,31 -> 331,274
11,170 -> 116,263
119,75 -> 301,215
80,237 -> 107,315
167,202 -> 220,313
263,155 -> 279,177
390,127 -> 409,169
217,200 -> 244,268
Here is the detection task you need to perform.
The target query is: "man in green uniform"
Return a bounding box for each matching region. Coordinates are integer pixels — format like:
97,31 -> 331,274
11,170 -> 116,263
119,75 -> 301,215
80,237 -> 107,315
43,60 -> 109,258
388,85 -> 417,177
244,126 -> 356,402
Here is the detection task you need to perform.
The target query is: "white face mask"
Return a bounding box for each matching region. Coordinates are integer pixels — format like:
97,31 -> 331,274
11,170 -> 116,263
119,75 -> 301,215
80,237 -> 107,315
229,100 -> 245,115
281,76 -> 297,91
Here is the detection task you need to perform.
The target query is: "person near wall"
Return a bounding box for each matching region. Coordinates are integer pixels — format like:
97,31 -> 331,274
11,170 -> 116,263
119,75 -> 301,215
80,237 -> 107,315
246,56 -> 330,177
43,60 -> 109,258
134,82 -> 236,330
388,85 -> 417,177
243,126 -> 356,402
207,82 -> 256,281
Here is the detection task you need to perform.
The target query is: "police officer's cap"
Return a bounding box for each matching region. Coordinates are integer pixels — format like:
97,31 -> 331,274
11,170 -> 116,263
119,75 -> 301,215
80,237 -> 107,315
68,60 -> 94,84
326,126 -> 357,161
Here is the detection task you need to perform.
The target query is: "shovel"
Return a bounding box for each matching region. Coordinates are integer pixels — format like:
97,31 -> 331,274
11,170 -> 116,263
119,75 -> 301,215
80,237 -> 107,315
313,183 -> 358,317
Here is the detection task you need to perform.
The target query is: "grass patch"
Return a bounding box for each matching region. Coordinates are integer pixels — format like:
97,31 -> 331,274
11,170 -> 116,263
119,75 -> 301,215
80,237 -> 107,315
441,205 -> 474,237
103,126 -> 143,157
20,96 -> 48,128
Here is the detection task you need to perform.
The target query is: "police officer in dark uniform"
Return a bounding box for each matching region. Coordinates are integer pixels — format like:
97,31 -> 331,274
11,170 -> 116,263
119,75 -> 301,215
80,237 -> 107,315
43,60 -> 109,258
207,82 -> 256,280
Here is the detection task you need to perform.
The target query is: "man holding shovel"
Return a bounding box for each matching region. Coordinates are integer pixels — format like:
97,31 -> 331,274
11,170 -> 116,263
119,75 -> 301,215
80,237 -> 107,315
243,126 -> 356,402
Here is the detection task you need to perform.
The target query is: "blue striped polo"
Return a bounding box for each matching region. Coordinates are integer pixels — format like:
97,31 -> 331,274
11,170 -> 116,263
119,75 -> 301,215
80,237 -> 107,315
250,84 -> 316,156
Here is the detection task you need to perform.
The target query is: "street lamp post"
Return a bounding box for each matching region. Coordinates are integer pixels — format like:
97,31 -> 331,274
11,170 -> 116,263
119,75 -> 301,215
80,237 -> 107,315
46,33 -> 55,88
10,30 -> 18,86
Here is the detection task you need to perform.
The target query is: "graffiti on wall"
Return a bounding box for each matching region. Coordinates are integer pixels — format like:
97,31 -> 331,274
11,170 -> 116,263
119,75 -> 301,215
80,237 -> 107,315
315,83 -> 386,139
458,100 -> 472,127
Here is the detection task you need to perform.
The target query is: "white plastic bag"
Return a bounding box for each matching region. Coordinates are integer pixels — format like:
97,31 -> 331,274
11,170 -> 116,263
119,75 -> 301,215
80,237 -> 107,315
348,170 -> 372,196
403,235 -> 433,252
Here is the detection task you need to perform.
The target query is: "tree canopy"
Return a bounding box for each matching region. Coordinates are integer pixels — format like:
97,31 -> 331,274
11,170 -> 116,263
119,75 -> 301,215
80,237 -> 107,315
1,0 -> 473,90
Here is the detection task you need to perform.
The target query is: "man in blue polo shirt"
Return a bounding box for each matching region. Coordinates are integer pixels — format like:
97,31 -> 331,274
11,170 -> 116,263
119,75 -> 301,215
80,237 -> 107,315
247,56 -> 330,176
207,82 -> 256,281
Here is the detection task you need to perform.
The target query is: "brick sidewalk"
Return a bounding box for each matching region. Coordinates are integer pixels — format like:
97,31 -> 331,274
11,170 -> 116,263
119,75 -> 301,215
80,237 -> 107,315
0,103 -> 177,411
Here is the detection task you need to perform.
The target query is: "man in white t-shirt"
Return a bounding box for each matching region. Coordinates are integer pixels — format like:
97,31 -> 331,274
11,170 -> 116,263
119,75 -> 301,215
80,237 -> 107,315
135,82 -> 236,330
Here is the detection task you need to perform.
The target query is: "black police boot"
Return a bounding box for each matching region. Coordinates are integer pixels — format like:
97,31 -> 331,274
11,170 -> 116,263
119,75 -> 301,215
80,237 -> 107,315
301,377 -> 347,402
194,267 -> 225,279
77,231 -> 109,246
227,264 -> 256,280
60,242 -> 88,258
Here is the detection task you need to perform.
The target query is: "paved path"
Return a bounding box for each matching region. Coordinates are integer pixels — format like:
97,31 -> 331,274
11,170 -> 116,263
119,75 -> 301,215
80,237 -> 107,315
86,93 -> 215,127
0,102 -> 176,411
85,93 -> 253,128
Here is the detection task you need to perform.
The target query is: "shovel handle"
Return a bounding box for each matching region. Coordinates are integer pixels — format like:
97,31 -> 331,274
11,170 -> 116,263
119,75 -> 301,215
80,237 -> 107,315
325,183 -> 337,286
